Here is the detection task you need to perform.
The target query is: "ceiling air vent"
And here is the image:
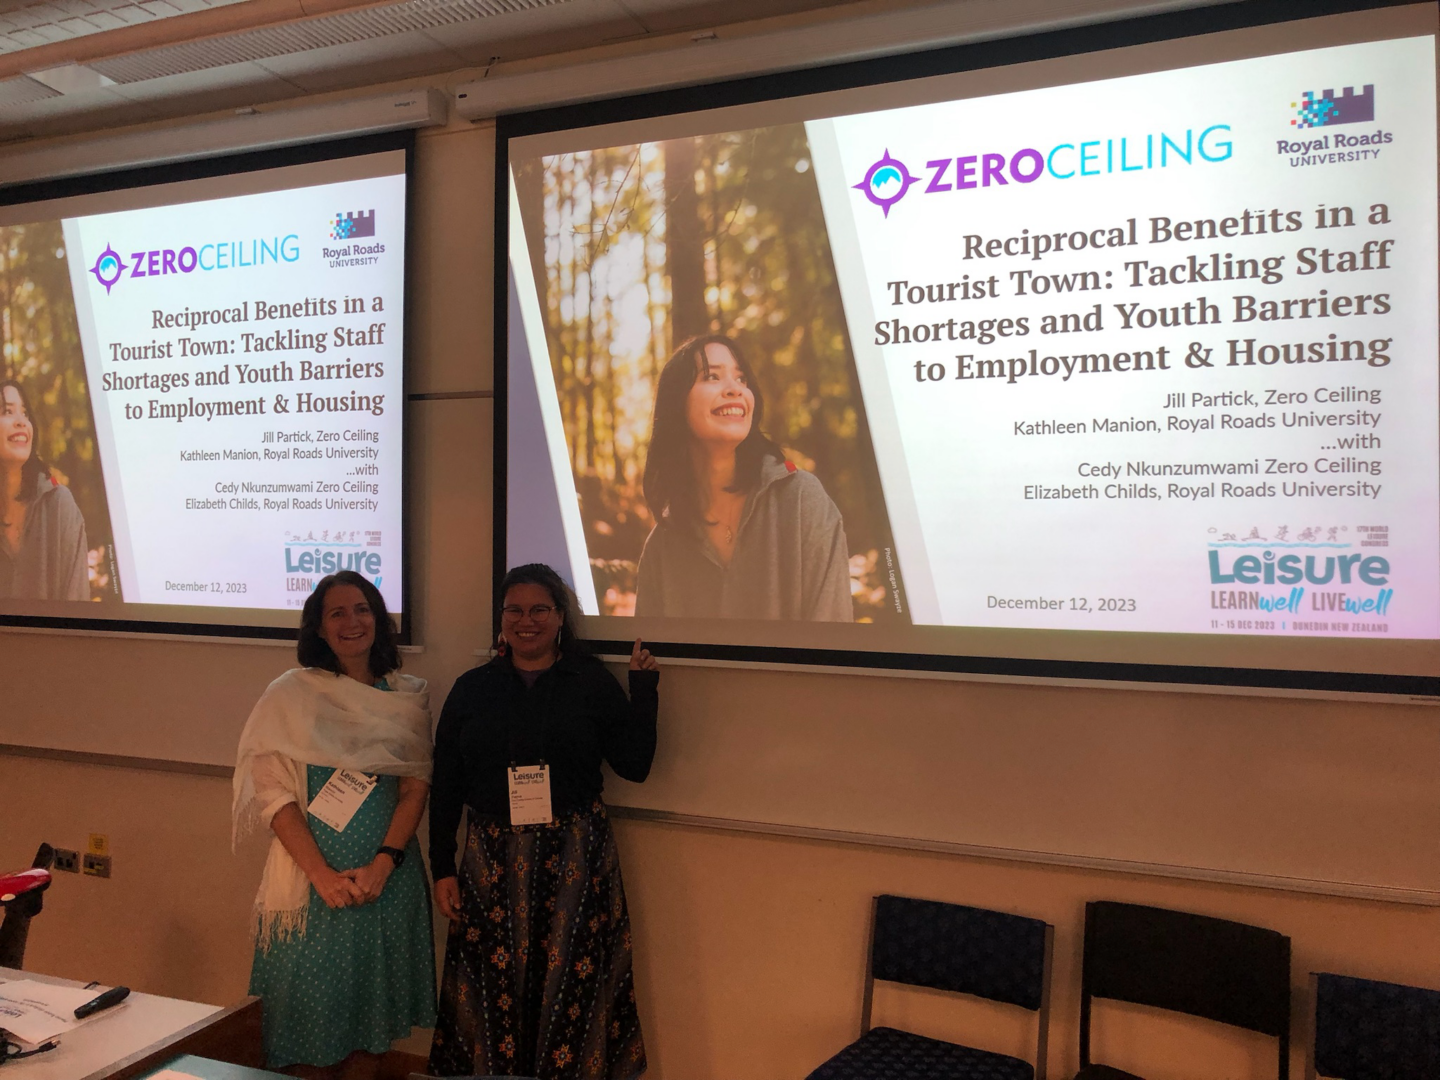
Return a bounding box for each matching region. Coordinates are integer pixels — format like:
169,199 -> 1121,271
89,0 -> 569,84
0,73 -> 59,106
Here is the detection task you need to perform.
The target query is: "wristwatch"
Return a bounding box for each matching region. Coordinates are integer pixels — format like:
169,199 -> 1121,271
377,845 -> 406,868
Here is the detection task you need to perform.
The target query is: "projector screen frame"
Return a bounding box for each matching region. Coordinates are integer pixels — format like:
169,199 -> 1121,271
493,0 -> 1440,698
0,129 -> 417,643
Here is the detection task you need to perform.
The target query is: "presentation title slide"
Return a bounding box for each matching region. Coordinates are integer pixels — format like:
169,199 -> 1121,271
0,164 -> 406,617
508,34 -> 1438,643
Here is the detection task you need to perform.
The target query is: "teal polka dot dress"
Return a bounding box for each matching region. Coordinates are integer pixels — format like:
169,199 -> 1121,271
248,765 -> 438,1068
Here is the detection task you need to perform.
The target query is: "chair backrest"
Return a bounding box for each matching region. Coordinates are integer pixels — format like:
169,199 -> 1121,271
1307,972 -> 1440,1080
862,894 -> 1053,1078
1079,901 -> 1291,1080
870,893 -> 1049,1006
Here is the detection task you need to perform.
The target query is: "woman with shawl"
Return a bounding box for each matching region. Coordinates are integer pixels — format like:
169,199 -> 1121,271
233,570 -> 436,1078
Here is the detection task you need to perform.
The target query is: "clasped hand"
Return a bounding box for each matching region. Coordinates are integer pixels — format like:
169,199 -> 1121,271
312,859 -> 393,908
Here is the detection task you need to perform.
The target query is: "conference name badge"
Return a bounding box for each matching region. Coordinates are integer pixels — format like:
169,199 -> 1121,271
508,764 -> 553,826
308,769 -> 378,832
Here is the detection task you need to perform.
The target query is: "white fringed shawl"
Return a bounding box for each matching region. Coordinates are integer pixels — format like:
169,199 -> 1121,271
232,667 -> 432,949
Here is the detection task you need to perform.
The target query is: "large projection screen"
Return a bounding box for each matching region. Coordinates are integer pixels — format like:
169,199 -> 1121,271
0,134 -> 410,638
499,2 -> 1440,696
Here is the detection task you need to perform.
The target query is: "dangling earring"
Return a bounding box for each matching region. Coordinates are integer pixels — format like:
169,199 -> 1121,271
496,632 -> 507,658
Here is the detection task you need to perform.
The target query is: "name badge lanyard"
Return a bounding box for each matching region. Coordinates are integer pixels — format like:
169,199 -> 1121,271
506,670 -> 552,825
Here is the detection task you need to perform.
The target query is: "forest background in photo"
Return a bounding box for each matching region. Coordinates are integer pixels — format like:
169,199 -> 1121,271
0,221 -> 118,601
513,123 -> 903,620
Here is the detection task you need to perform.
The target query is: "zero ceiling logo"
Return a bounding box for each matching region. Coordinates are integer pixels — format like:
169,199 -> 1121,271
852,151 -> 920,217
852,125 -> 1230,219
88,245 -> 126,294
84,235 -> 301,295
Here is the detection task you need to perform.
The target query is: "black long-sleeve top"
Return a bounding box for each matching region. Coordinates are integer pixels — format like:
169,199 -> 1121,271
428,651 -> 659,880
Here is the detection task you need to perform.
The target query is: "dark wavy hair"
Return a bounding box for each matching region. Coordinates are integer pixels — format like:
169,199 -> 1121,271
297,570 -> 400,679
1,379 -> 47,502
497,563 -> 586,656
641,334 -> 783,529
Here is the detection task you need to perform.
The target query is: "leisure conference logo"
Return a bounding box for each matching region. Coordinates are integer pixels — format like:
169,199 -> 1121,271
1206,528 -> 1394,624
1291,84 -> 1375,129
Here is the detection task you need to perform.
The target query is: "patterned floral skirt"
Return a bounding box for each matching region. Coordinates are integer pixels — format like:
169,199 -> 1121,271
429,801 -> 646,1080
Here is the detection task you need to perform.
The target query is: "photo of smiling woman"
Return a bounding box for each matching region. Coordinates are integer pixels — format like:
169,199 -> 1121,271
636,335 -> 852,621
513,127 -> 908,622
0,378 -> 88,601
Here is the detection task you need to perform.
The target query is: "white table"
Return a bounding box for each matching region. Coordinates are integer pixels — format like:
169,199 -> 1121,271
0,969 -> 261,1080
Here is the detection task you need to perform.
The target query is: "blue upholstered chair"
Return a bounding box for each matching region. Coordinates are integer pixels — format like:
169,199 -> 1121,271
807,894 -> 1054,1080
1073,901 -> 1291,1080
1305,972 -> 1440,1080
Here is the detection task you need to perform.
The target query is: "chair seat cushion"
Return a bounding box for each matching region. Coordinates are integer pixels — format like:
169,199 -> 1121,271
808,1026 -> 1034,1080
1073,1066 -> 1148,1080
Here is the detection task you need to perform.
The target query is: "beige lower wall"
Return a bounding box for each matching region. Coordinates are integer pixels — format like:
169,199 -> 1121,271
3,751 -> 1436,1080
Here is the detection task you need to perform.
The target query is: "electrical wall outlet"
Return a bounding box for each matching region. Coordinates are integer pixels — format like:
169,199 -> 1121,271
53,848 -> 80,873
82,853 -> 111,878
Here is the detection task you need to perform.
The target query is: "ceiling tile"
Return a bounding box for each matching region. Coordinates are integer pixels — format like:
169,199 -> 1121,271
81,8 -> 124,27
109,3 -> 158,23
30,20 -> 76,40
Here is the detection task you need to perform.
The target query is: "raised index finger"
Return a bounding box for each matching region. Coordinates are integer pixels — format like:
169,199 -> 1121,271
630,638 -> 643,665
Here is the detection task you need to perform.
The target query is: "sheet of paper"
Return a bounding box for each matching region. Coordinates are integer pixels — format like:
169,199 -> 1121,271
307,768 -> 377,832
0,979 -> 98,1045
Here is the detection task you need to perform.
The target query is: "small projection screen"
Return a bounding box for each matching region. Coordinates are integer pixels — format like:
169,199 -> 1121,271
0,133 -> 410,637
498,1 -> 1440,695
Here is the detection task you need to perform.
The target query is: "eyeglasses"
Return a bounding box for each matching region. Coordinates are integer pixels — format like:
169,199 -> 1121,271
500,604 -> 555,620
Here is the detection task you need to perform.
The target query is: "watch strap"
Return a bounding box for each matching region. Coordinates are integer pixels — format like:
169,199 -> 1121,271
377,845 -> 406,868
